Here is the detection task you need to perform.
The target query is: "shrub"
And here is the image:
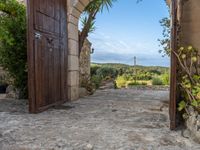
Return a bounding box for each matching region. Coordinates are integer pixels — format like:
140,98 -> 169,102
114,80 -> 117,89
138,72 -> 152,80
0,0 -> 27,98
121,74 -> 132,81
152,77 -> 163,85
80,77 -> 95,95
161,73 -> 170,85
91,65 -> 100,76
149,69 -> 161,75
91,75 -> 102,89
0,74 -> 8,85
127,81 -> 147,86
141,82 -> 148,85
127,82 -> 139,86
115,76 -> 127,88
80,75 -> 102,95
96,67 -> 118,79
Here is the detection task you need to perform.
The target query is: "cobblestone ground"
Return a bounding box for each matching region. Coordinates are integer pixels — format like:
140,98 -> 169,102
0,89 -> 200,150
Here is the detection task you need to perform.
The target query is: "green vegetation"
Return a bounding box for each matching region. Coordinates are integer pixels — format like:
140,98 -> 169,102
91,63 -> 170,89
91,75 -> 102,89
0,0 -> 27,98
158,17 -> 170,57
158,1 -> 170,57
127,81 -> 147,86
161,73 -> 170,85
173,46 -> 200,116
152,77 -> 163,85
115,75 -> 126,88
96,67 -> 118,79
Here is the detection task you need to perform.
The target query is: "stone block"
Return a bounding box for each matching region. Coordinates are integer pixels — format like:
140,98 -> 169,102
68,71 -> 79,86
68,39 -> 79,56
68,55 -> 79,71
68,85 -> 79,101
68,23 -> 78,41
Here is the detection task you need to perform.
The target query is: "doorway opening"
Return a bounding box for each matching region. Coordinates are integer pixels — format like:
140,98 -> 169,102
75,0 -> 178,130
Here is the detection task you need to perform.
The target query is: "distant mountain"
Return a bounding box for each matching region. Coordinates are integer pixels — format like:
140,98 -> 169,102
91,51 -> 170,67
91,62 -> 169,74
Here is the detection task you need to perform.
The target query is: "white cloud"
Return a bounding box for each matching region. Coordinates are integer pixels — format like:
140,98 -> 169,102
88,32 -> 169,66
89,32 -> 157,55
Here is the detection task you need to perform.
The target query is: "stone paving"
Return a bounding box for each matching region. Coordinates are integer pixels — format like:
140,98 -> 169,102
0,89 -> 200,150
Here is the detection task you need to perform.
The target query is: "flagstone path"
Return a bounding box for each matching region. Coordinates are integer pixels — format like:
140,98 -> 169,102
0,89 -> 200,150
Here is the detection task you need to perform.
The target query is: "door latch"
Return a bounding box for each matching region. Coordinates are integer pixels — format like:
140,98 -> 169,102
35,32 -> 42,40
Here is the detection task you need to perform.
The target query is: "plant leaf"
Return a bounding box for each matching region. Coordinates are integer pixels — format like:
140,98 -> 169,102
178,101 -> 186,111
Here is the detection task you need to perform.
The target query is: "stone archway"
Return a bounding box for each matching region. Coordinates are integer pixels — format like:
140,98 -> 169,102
67,0 -> 175,100
66,0 -> 91,101
67,0 -> 179,129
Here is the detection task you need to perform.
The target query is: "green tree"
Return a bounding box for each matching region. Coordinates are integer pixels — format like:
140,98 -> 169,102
158,17 -> 170,57
96,67 -> 118,79
0,0 -> 27,98
158,0 -> 170,57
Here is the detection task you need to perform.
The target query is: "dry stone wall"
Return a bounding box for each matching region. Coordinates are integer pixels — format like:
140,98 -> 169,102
79,39 -> 92,86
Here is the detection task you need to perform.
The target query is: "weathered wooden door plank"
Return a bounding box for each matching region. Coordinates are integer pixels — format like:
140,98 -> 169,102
27,0 -> 68,113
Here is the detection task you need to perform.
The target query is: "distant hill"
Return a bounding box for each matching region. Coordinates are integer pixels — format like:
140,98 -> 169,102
91,62 -> 169,74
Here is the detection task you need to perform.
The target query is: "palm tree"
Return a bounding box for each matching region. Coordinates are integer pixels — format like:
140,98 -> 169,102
79,0 -> 117,53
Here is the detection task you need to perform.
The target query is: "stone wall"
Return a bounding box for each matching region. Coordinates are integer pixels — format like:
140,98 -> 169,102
180,0 -> 200,49
79,39 -> 92,86
185,107 -> 200,143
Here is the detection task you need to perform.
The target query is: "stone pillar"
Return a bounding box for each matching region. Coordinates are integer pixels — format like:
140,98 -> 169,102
79,39 -> 92,86
67,0 -> 90,100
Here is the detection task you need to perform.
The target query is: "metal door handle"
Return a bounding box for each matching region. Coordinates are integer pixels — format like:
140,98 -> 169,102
35,32 -> 42,39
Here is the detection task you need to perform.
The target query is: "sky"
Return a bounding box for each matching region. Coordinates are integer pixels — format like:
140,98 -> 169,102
81,0 -> 170,67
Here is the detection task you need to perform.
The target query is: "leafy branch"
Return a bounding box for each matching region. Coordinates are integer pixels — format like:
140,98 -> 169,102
173,46 -> 200,114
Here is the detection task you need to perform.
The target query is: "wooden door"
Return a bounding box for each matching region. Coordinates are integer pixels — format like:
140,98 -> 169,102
27,0 -> 68,113
170,0 -> 178,130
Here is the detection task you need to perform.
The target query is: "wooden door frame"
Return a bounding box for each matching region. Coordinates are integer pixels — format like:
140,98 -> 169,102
27,0 -> 36,113
27,0 -> 68,113
170,0 -> 178,130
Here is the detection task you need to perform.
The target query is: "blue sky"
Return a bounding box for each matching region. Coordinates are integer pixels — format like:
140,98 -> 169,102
82,0 -> 170,66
